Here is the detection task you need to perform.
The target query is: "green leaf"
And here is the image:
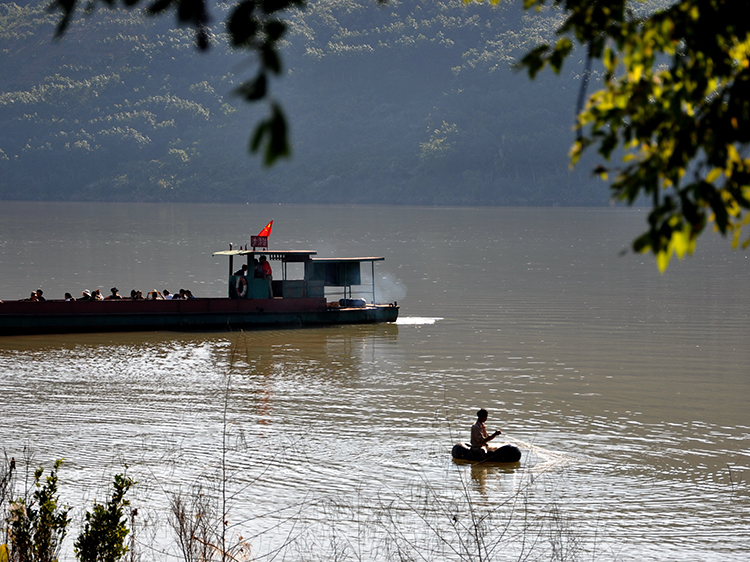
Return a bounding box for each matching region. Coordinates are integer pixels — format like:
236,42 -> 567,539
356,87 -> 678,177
261,44 -> 282,74
519,45 -> 550,79
267,103 -> 290,164
265,20 -> 286,42
705,167 -> 723,183
235,74 -> 267,101
146,0 -> 175,15
671,228 -> 691,259
549,38 -> 573,73
228,2 -> 259,47
656,248 -> 671,272
632,232 -> 652,253
250,121 -> 268,154
249,104 -> 290,166
50,0 -> 76,38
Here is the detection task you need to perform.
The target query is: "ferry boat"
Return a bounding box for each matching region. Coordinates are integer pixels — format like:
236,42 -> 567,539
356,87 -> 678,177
0,245 -> 399,336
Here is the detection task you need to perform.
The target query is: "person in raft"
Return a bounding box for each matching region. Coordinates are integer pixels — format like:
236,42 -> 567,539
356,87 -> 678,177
470,408 -> 502,458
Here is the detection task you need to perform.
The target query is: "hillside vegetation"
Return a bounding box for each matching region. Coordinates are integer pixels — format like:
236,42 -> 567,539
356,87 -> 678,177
0,0 -> 606,204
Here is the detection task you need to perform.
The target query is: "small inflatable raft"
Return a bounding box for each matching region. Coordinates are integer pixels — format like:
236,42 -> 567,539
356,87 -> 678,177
451,442 -> 521,464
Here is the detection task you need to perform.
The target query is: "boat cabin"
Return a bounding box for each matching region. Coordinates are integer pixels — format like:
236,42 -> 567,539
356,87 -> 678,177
213,249 -> 386,303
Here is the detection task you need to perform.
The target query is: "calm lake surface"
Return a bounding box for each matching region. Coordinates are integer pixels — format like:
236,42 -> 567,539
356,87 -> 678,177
1,202 -> 748,561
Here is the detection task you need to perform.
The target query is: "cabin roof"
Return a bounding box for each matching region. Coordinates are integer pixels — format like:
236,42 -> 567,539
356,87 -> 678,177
312,257 -> 385,262
213,250 -> 385,263
213,249 -> 317,262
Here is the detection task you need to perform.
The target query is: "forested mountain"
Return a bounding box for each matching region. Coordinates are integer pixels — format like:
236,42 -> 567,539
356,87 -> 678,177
0,0 -> 607,204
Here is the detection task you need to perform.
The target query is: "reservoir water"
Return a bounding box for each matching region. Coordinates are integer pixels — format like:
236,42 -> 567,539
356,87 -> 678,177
1,202 -> 748,561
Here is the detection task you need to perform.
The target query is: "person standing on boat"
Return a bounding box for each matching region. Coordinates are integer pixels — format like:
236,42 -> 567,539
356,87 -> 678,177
470,409 -> 502,457
261,256 -> 272,278
258,255 -> 273,297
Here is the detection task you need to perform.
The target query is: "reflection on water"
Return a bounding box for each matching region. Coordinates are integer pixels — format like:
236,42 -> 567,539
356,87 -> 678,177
1,203 -> 749,561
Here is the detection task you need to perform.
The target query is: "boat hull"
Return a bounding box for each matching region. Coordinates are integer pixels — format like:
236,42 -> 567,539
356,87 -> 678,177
0,298 -> 399,336
451,442 -> 522,464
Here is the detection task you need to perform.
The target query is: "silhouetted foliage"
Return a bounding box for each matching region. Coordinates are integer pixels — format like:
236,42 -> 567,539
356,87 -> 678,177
515,0 -> 750,268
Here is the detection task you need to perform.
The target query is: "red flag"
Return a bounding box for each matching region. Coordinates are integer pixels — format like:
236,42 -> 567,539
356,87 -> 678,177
257,220 -> 273,237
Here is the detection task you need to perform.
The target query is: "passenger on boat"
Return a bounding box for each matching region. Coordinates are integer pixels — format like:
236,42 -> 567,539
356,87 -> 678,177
80,290 -> 92,301
234,264 -> 249,276
131,290 -> 144,301
163,289 -> 173,300
470,409 -> 502,458
105,287 -> 122,300
147,290 -> 164,300
36,289 -> 46,302
260,256 -> 272,279
64,293 -> 76,301
24,292 -> 39,301
92,289 -> 104,301
257,255 -> 274,297
184,289 -> 194,299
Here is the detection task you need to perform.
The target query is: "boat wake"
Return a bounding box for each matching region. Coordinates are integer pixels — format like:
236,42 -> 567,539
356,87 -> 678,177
395,317 -> 443,325
504,435 -> 585,472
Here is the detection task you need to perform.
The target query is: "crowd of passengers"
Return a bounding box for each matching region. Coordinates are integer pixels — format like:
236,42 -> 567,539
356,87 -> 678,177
20,287 -> 195,302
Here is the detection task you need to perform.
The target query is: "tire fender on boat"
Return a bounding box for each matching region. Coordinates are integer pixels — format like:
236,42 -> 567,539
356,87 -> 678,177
236,276 -> 248,298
